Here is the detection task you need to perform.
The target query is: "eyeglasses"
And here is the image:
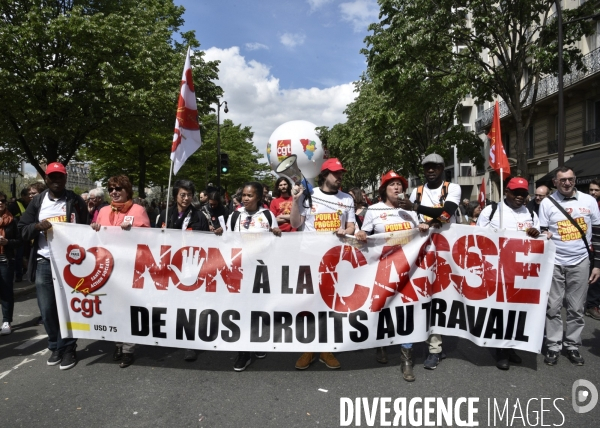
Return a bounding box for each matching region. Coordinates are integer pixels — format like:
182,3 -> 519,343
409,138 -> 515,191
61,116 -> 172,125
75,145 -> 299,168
557,177 -> 575,184
178,193 -> 193,199
242,215 -> 252,229
107,186 -> 123,192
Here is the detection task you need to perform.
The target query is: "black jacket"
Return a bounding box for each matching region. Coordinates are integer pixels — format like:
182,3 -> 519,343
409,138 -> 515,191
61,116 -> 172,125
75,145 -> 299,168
157,205 -> 209,231
18,189 -> 88,281
0,218 -> 21,259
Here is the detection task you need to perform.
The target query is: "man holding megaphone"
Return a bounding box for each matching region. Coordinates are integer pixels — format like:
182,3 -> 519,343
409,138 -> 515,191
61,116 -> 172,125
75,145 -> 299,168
290,158 -> 356,370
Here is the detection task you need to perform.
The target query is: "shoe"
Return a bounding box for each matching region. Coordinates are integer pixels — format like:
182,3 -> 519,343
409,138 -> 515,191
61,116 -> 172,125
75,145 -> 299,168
319,352 -> 341,369
295,352 -> 315,370
47,350 -> 63,366
37,317 -> 44,326
423,352 -> 446,370
585,306 -> 600,320
120,353 -> 134,368
496,349 -> 510,370
544,350 -> 559,366
184,349 -> 197,362
400,347 -> 415,382
566,350 -> 585,366
254,352 -> 266,359
0,322 -> 11,335
60,345 -> 77,370
507,349 -> 522,364
113,346 -> 123,361
376,347 -> 388,364
234,352 -> 252,371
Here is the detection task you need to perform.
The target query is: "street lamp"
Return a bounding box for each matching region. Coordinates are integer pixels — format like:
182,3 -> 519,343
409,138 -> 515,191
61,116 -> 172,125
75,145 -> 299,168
216,99 -> 228,191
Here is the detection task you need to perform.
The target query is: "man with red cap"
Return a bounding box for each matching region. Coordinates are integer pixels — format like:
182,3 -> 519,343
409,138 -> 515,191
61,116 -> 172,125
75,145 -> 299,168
477,176 -> 540,370
290,158 -> 356,370
18,162 -> 88,370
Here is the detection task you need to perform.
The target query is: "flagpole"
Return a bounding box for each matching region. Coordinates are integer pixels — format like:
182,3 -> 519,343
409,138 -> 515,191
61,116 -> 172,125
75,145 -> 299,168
165,160 -> 174,227
499,169 -> 504,229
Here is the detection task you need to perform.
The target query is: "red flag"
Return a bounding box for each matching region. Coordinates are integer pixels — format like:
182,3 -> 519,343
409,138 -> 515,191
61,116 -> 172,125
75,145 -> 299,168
487,101 -> 510,179
171,47 -> 202,175
479,177 -> 486,209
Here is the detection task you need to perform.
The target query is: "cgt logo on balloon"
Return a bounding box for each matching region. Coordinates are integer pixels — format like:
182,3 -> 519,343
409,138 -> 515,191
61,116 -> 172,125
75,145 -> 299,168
63,244 -> 114,318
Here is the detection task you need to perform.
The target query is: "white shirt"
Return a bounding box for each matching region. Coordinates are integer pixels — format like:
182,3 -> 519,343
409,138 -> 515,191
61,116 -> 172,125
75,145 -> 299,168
226,207 -> 276,233
409,181 -> 462,223
38,194 -> 68,258
359,202 -> 418,234
538,190 -> 600,266
301,188 -> 356,232
476,201 -> 540,232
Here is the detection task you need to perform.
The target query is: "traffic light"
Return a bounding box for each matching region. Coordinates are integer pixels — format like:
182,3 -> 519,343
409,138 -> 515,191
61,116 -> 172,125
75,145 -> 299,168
220,153 -> 230,174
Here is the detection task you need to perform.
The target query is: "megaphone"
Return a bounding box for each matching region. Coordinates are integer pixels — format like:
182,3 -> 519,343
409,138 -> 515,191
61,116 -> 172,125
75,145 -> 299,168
275,155 -> 313,195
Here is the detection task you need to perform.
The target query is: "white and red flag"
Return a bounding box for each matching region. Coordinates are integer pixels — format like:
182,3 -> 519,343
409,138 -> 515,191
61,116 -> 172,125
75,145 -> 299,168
478,176 -> 486,209
171,47 -> 201,174
487,101 -> 510,179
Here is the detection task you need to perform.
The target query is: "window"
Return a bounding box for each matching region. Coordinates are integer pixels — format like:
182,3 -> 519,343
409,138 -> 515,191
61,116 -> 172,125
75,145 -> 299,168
526,126 -> 534,158
477,104 -> 484,119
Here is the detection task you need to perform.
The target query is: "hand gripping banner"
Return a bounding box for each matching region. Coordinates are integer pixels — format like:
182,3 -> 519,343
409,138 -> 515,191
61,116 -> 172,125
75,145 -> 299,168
49,223 -> 555,353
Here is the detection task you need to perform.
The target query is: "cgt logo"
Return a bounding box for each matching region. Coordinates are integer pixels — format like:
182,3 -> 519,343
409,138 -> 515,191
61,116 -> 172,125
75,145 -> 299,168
277,139 -> 292,161
64,245 -> 114,318
572,379 -> 598,414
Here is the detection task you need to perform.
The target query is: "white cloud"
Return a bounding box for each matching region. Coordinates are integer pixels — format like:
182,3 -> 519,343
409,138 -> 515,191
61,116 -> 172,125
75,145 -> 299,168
245,42 -> 269,51
307,0 -> 334,11
340,0 -> 379,32
202,47 -> 355,161
280,33 -> 306,48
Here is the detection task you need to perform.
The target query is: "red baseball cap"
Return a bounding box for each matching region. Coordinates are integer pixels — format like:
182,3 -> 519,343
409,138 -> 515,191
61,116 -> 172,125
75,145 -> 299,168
506,177 -> 529,191
45,162 -> 67,175
321,158 -> 346,172
379,170 -> 408,191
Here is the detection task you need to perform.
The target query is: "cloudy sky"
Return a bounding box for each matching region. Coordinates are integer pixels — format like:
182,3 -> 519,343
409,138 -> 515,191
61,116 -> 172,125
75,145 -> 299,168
176,0 -> 379,161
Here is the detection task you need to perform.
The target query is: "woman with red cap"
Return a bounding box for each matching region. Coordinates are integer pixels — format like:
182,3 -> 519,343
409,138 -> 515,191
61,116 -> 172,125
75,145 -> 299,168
355,170 -> 419,382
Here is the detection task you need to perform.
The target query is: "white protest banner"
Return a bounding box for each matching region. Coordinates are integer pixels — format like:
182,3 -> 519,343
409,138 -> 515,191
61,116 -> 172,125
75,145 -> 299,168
48,223 -> 554,353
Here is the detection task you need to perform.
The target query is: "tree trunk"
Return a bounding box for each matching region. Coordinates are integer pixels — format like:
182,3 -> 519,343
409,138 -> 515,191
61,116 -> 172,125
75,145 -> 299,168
138,145 -> 147,198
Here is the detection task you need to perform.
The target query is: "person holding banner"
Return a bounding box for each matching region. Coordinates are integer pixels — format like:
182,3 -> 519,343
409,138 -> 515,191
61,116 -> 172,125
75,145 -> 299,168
19,162 -> 89,370
398,153 -> 461,370
476,177 -> 540,370
91,175 -> 150,368
225,181 -> 281,371
290,158 -> 356,370
355,170 -> 418,381
157,180 -> 209,232
201,191 -> 229,236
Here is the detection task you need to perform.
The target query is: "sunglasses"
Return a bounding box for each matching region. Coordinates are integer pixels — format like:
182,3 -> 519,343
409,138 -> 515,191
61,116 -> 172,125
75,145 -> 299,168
107,187 -> 123,192
242,215 -> 252,229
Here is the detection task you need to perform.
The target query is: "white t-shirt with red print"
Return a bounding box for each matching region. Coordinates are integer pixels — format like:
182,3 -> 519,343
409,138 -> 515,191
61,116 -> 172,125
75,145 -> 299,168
300,188 -> 356,232
226,207 -> 277,233
359,202 -> 418,234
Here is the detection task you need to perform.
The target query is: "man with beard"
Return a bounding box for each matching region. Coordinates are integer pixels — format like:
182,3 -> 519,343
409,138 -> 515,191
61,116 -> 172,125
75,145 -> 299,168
270,177 -> 295,232
398,153 -> 461,370
477,177 -> 540,370
290,158 -> 355,370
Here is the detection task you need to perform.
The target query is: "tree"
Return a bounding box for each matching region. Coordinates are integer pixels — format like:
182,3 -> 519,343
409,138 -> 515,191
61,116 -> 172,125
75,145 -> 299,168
0,0 -> 221,183
366,0 -> 597,178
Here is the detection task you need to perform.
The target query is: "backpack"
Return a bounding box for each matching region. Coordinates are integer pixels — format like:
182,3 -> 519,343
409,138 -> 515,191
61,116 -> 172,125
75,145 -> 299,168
488,202 -> 534,222
229,209 -> 273,231
415,181 -> 450,205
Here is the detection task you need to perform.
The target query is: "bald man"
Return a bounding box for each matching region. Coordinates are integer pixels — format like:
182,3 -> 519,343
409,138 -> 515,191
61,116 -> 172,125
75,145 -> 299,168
526,185 -> 550,216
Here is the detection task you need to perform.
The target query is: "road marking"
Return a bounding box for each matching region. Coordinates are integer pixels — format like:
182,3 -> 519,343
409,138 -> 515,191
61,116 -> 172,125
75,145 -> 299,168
15,335 -> 47,350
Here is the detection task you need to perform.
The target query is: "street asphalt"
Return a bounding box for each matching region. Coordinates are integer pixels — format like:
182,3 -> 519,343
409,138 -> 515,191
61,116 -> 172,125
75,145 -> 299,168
0,288 -> 599,427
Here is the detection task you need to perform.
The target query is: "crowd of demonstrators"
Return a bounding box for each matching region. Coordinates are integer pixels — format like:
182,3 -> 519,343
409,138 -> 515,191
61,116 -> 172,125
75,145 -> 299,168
539,167 -> 600,367
269,177 -> 295,232
586,179 -> 600,320
290,158 -> 356,371
355,170 -> 419,381
226,181 -> 281,371
19,162 -> 88,370
0,190 -> 21,335
91,175 -> 150,368
526,185 -> 550,216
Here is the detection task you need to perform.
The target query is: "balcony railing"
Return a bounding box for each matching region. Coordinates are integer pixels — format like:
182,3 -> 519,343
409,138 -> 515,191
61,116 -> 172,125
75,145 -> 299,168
547,139 -> 558,154
583,128 -> 600,146
475,47 -> 600,132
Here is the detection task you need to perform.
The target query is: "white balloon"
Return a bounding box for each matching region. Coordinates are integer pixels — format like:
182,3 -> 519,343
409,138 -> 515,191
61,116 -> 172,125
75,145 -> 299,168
266,120 -> 325,179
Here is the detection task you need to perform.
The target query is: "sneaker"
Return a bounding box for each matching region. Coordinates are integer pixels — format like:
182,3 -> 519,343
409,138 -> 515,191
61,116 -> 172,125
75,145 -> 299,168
295,352 -> 315,370
113,346 -> 123,361
47,350 -> 63,366
120,353 -> 134,368
0,322 -> 11,335
566,350 -> 585,366
423,352 -> 446,370
234,352 -> 252,372
319,352 -> 341,369
184,349 -> 197,362
544,350 -> 559,366
254,352 -> 267,359
60,345 -> 77,370
585,306 -> 600,320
